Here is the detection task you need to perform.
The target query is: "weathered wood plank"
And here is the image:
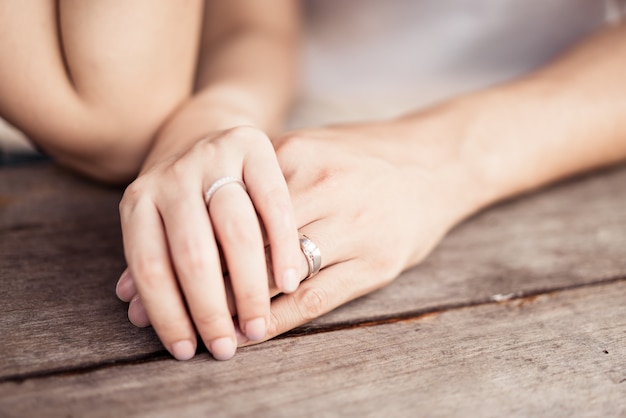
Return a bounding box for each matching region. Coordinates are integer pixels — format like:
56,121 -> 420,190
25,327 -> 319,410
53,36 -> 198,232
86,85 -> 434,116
1,163 -> 625,377
0,165 -> 164,376
1,281 -> 624,418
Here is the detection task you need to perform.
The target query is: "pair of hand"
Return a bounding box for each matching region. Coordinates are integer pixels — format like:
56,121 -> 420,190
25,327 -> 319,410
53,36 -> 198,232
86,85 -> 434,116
116,123 -> 468,360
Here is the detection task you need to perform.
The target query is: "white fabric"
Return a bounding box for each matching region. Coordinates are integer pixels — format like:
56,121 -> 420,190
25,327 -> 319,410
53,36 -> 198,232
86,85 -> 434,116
290,0 -> 610,128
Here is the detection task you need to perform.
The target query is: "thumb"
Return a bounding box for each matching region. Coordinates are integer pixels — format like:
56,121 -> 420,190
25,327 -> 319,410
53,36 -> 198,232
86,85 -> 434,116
239,261 -> 369,346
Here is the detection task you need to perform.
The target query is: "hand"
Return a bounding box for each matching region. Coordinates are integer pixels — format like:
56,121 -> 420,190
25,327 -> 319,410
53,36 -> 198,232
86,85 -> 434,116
116,126 -> 302,360
237,122 -> 482,344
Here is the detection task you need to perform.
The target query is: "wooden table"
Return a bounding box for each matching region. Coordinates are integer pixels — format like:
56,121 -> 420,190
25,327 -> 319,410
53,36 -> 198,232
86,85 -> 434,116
0,162 -> 625,417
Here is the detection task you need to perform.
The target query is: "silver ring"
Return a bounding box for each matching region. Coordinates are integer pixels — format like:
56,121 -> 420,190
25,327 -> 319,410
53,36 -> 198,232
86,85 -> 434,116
204,176 -> 246,205
299,234 -> 322,280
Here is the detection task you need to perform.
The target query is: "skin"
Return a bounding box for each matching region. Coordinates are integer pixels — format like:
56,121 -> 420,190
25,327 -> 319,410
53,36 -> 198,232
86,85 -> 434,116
122,22 -> 626,348
0,0 -> 302,361
2,2 -> 626,359
113,1 -> 304,361
248,23 -> 626,343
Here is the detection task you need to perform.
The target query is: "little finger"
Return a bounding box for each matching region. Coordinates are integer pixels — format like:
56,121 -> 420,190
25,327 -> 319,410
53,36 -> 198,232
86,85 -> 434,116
120,198 -> 197,361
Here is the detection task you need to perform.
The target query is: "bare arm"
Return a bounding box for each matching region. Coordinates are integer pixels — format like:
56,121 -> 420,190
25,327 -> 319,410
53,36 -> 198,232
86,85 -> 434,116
142,0 -> 300,170
401,23 -> 626,212
250,22 -> 626,343
116,1 -> 303,361
0,0 -> 298,182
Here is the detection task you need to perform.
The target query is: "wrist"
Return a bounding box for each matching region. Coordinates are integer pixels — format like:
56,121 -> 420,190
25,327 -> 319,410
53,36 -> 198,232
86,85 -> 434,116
391,87 -> 541,219
371,109 -> 496,225
141,87 -> 272,173
192,85 -> 275,132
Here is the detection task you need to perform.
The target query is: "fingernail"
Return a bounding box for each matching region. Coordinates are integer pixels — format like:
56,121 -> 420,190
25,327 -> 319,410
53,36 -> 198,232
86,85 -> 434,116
282,268 -> 299,293
171,340 -> 195,361
128,296 -> 150,327
244,317 -> 266,341
209,337 -> 236,361
116,270 -> 136,301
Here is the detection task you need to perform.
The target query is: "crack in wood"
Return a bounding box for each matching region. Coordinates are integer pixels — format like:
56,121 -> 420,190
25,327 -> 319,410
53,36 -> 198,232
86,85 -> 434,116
1,275 -> 624,385
279,275 -> 626,338
1,351 -> 171,385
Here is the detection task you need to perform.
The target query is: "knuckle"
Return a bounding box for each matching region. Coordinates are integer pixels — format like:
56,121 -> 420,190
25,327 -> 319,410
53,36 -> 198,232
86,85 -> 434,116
166,157 -> 193,182
226,125 -> 267,142
119,177 -> 164,221
195,136 -> 219,159
258,186 -> 292,218
177,244 -> 212,276
193,312 -> 220,330
236,286 -> 269,306
132,257 -> 169,290
219,216 -> 259,249
274,132 -> 308,157
266,309 -> 284,337
193,312 -> 231,336
120,179 -> 145,209
311,165 -> 342,190
295,286 -> 329,321
267,311 -> 281,337
263,185 -> 290,204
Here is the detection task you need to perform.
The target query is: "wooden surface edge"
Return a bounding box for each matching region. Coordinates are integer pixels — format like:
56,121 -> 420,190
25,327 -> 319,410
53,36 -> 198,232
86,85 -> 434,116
1,280 -> 624,417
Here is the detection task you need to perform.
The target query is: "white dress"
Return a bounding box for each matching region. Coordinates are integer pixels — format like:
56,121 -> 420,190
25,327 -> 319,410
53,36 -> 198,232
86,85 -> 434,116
290,0 -> 619,128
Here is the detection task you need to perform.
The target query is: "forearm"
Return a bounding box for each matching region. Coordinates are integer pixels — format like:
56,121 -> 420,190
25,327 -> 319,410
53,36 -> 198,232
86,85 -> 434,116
142,0 -> 299,171
396,23 -> 626,213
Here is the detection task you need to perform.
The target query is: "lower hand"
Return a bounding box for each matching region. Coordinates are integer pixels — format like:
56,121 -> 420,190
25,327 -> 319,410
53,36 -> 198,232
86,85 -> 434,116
238,122 -> 482,344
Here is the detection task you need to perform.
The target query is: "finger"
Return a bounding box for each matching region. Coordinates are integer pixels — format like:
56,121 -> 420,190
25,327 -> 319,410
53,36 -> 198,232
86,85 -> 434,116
117,214 -> 345,324
263,218 -> 350,297
158,186 -> 237,360
279,170 -> 335,228
128,294 -> 150,327
120,215 -> 351,308
296,219 -> 352,279
209,184 -> 270,341
245,141 -> 301,294
118,259 -> 245,322
120,197 -> 197,361
239,260 -> 373,346
115,268 -> 136,302
118,237 -> 320,313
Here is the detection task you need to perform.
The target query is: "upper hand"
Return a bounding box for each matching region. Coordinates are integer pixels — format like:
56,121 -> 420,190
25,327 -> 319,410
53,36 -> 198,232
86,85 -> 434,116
116,126 -> 301,360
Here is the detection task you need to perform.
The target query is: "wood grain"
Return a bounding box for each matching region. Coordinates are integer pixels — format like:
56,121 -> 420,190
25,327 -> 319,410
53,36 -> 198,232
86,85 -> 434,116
1,281 -> 624,418
1,163 -> 625,377
0,164 -> 163,377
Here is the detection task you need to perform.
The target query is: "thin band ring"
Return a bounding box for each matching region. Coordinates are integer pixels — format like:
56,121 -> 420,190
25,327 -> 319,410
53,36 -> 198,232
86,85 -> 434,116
204,176 -> 246,206
299,234 -> 322,280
